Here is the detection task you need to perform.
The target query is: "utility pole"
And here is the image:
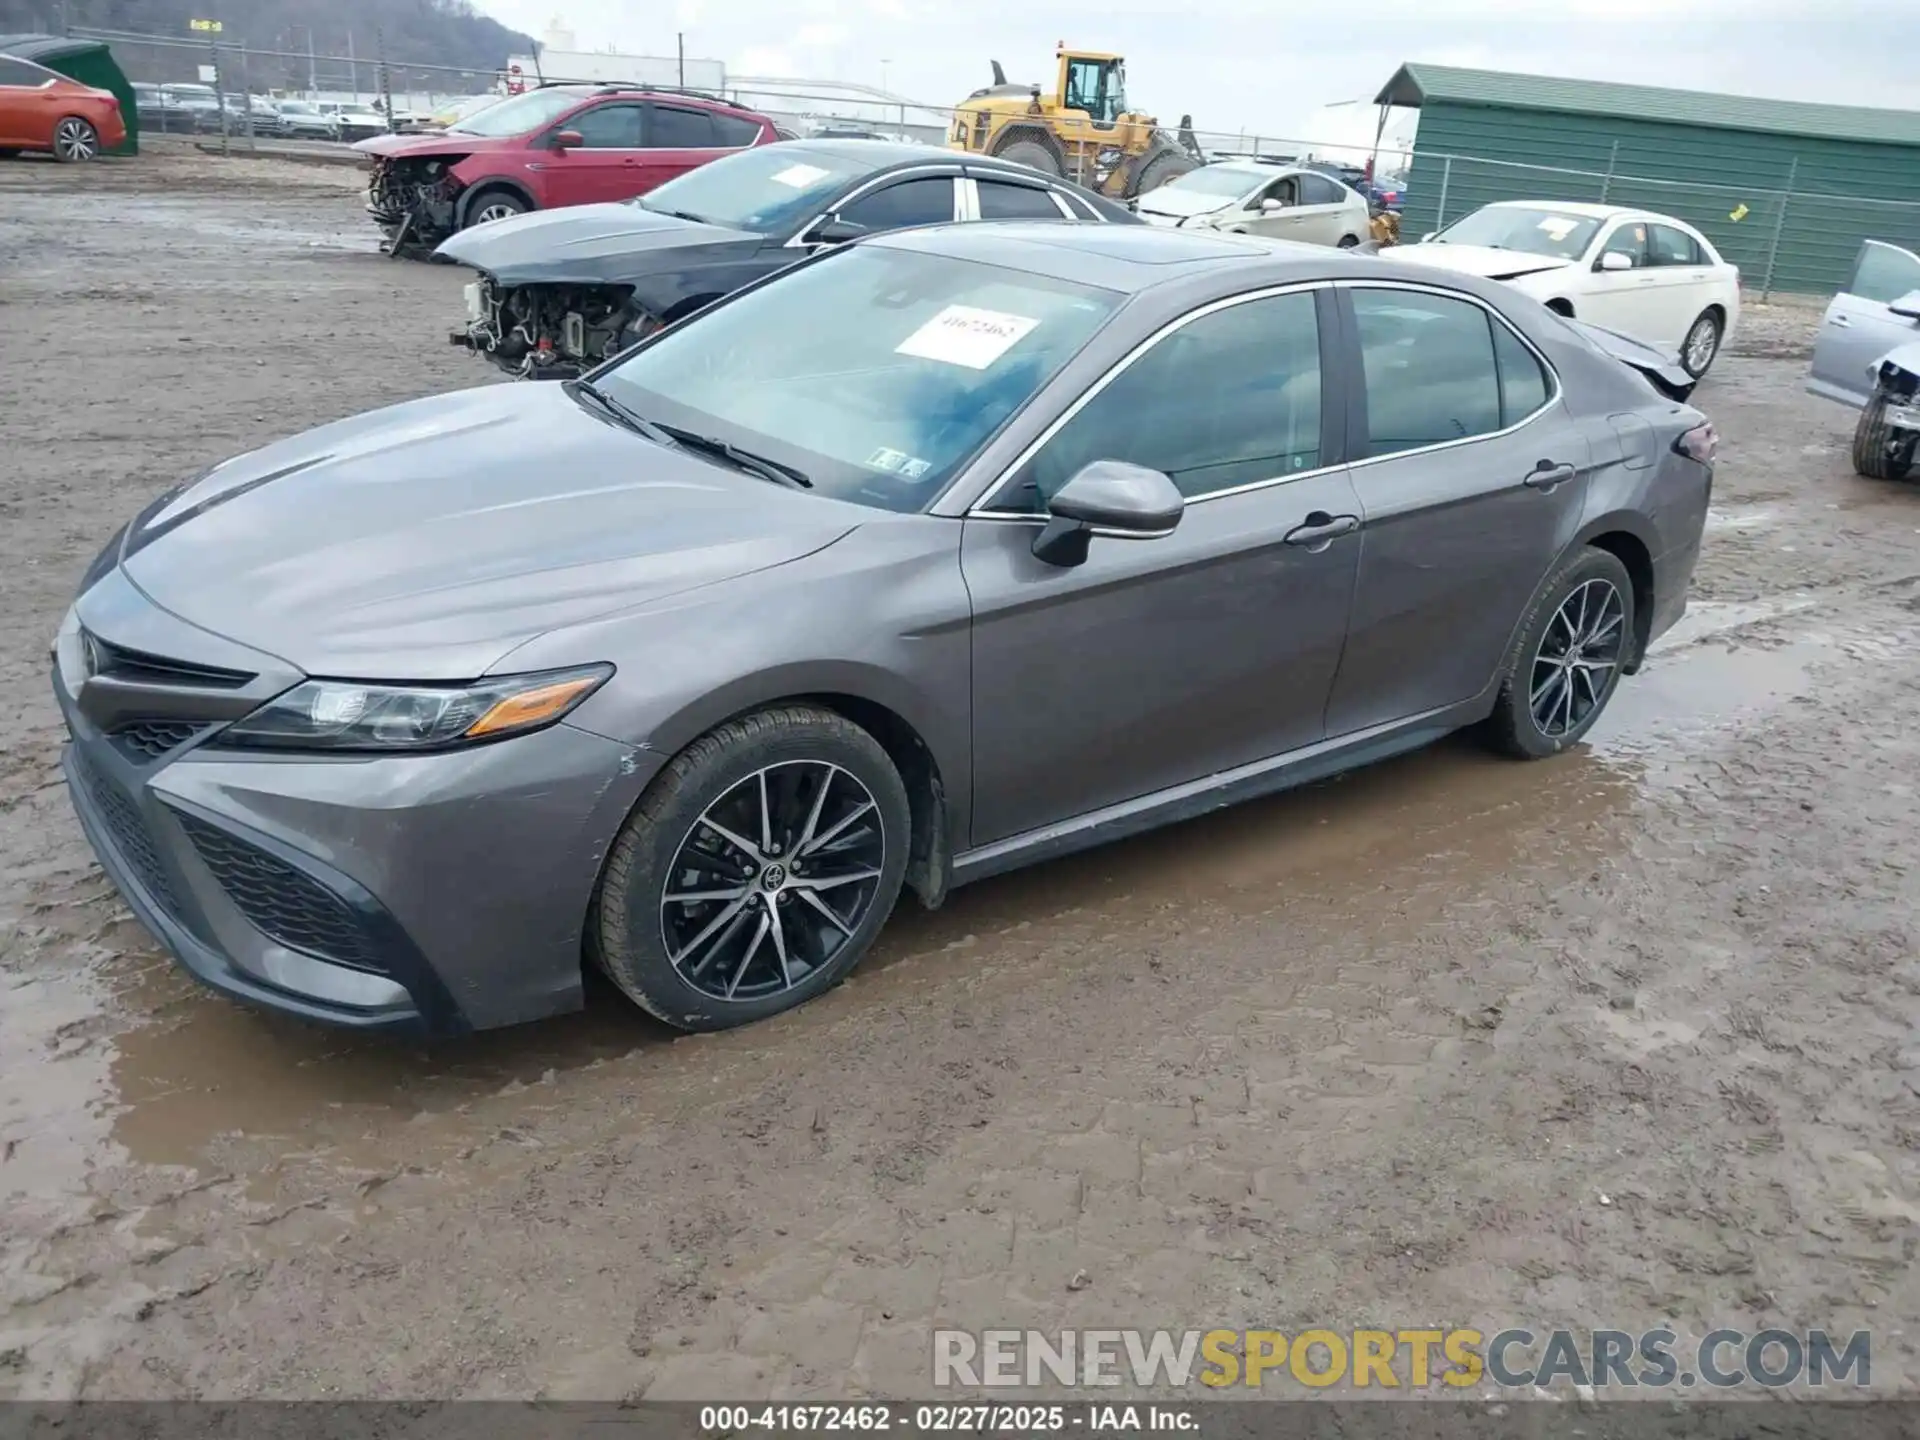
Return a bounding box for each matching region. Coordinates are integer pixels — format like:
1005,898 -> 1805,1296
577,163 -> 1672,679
676,32 -> 685,88
375,27 -> 394,132
346,30 -> 356,102
306,29 -> 317,96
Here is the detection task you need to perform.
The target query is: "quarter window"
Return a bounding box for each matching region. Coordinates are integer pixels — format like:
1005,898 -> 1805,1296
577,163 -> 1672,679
1351,289 -> 1505,456
977,180 -> 1066,219
569,103 -> 644,148
1647,224 -> 1703,267
1490,321 -> 1552,426
839,177 -> 957,230
1005,290 -> 1323,508
647,104 -> 716,148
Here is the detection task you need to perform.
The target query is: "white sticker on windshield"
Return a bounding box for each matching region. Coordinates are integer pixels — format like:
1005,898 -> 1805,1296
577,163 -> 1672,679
895,305 -> 1040,370
771,162 -> 831,189
1537,216 -> 1579,241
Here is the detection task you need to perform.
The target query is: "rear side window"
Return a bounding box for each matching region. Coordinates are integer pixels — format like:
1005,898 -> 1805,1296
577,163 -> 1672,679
1648,224 -> 1703,267
1352,289 -> 1503,456
977,180 -> 1065,219
648,104 -> 715,148
839,176 -> 956,230
0,58 -> 49,86
1299,174 -> 1345,206
709,111 -> 763,148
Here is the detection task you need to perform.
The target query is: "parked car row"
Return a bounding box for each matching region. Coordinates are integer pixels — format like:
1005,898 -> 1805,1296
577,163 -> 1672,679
1808,238 -> 1920,482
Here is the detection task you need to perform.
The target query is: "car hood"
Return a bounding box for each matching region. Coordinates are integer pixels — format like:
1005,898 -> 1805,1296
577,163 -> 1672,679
1567,319 -> 1697,402
117,384 -> 861,681
355,130 -> 517,159
434,202 -> 759,285
1392,243 -> 1574,281
1134,188 -> 1230,221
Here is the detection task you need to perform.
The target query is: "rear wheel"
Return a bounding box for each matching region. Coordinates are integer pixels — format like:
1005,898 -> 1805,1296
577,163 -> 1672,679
1680,309 -> 1723,378
993,137 -> 1064,177
1337,234 -> 1360,248
1131,148 -> 1196,197
1486,546 -> 1636,759
52,117 -> 99,162
1853,394 -> 1919,481
592,705 -> 911,1032
465,188 -> 529,227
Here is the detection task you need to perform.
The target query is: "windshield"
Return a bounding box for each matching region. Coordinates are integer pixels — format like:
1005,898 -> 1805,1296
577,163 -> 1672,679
448,87 -> 582,136
636,145 -> 878,235
1432,205 -> 1601,260
1162,166 -> 1263,199
599,245 -> 1122,512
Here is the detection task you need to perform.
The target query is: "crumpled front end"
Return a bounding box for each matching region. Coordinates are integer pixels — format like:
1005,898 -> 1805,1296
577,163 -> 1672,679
367,154 -> 466,253
450,273 -> 661,380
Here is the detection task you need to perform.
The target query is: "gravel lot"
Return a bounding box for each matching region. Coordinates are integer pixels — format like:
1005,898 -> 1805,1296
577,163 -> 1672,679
3,144 -> 1919,1402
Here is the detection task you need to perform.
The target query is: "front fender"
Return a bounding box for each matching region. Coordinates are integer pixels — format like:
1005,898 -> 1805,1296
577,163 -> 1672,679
1873,339 -> 1920,396
629,254 -> 788,321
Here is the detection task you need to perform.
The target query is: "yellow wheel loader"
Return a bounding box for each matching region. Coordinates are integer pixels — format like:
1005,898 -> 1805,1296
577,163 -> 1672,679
948,46 -> 1199,202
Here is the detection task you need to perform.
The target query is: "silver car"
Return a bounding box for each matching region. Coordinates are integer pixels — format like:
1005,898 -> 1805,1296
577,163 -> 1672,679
1807,239 -> 1920,481
55,225 -> 1715,1037
1133,161 -> 1371,247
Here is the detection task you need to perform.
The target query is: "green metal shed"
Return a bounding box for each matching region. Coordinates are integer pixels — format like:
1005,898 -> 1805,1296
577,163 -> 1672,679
1376,62 -> 1920,295
0,32 -> 137,155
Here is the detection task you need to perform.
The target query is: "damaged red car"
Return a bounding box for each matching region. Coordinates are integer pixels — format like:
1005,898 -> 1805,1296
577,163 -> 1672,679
354,83 -> 779,254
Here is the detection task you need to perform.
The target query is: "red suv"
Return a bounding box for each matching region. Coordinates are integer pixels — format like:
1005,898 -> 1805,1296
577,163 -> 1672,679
356,84 -> 778,254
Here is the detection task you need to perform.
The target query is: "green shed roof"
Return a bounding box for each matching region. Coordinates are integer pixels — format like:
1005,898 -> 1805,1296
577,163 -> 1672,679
1374,62 -> 1920,148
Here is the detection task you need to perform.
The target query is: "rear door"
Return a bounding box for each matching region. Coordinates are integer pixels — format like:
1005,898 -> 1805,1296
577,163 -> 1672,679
969,174 -> 1074,221
1638,223 -> 1714,350
1808,240 -> 1920,407
1291,172 -> 1352,246
548,101 -> 648,204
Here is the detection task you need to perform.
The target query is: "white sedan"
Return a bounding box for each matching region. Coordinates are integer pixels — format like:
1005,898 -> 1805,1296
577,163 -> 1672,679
1134,161 -> 1372,249
1391,201 -> 1741,378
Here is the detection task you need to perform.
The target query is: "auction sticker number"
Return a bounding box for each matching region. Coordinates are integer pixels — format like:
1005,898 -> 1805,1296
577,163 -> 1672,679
895,305 -> 1039,369
771,163 -> 832,189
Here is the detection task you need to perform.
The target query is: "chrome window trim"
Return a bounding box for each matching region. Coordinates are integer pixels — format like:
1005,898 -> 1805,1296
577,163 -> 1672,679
1333,278 -> 1563,476
782,167 -> 963,249
957,275 -> 1564,520
959,280 -> 1332,519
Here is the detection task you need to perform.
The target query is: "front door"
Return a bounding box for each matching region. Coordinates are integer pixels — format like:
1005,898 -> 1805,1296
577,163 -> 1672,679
548,102 -> 648,204
961,287 -> 1363,846
1809,240 -> 1920,407
1325,283 -> 1591,735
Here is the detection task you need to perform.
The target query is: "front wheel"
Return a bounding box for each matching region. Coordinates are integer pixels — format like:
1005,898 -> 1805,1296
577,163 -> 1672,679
52,117 -> 99,162
1853,394 -> 1919,481
464,189 -> 529,227
1486,546 -> 1636,759
592,705 -> 912,1032
1336,234 -> 1360,248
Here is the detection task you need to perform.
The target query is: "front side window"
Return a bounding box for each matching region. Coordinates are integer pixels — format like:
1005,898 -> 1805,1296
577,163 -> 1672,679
1001,289 -> 1323,510
1352,289 -> 1504,456
600,245 -> 1122,513
1258,176 -> 1300,207
977,180 -> 1065,219
839,176 -> 956,230
1597,222 -> 1649,269
1647,223 -> 1702,267
569,103 -> 643,148
1850,241 -> 1920,305
648,104 -> 716,149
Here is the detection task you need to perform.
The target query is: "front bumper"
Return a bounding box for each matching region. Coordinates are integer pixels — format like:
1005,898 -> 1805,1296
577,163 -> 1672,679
54,596 -> 663,1035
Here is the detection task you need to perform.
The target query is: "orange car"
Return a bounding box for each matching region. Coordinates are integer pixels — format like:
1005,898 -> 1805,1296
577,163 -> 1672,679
0,53 -> 125,161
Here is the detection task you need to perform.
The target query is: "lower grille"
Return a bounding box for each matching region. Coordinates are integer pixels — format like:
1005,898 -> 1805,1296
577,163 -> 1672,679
111,720 -> 208,762
173,812 -> 384,974
73,748 -> 181,917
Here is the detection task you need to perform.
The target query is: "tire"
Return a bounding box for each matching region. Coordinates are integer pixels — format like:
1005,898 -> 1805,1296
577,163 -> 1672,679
1852,394 -> 1918,482
51,117 -> 99,162
993,137 -> 1063,177
464,188 -> 529,228
1337,234 -> 1360,249
1680,309 -> 1722,379
0,148 -> 19,159
1131,148 -> 1196,197
592,705 -> 912,1032
1485,546 -> 1637,760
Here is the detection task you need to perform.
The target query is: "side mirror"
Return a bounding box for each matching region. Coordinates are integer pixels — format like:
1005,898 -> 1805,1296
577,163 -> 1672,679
552,129 -> 583,150
1259,197 -> 1285,214
1032,460 -> 1184,567
1599,251 -> 1635,272
805,216 -> 869,246
1420,231 -> 1436,242
1890,289 -> 1920,321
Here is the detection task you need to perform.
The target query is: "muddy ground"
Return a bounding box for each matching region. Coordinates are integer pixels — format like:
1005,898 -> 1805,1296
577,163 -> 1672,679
2,143 -> 1919,1402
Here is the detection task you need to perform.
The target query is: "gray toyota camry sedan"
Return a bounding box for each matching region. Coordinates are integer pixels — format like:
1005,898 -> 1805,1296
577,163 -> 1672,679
54,223 -> 1715,1036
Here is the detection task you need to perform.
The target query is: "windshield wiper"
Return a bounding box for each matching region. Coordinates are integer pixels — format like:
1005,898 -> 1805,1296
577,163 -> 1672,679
656,423 -> 813,489
641,202 -> 710,224
565,378 -> 678,447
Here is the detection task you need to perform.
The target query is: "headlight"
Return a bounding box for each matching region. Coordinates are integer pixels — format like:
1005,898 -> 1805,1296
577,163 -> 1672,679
216,664 -> 612,753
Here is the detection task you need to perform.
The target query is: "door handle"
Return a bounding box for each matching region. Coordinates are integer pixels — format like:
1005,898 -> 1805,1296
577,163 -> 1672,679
1831,314 -> 1852,328
1282,511 -> 1359,550
1524,462 -> 1577,490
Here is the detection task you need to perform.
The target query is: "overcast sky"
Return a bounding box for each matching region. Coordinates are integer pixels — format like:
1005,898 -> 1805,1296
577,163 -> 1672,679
473,0 -> 1908,140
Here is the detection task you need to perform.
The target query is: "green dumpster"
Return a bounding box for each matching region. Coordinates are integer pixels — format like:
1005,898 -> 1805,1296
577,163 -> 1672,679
0,33 -> 138,155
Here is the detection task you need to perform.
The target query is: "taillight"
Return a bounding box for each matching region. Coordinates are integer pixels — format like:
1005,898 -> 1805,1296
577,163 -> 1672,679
1674,422 -> 1718,465
1383,190 -> 1398,204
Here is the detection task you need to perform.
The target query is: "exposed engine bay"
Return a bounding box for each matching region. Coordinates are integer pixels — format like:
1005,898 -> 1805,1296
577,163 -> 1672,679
450,274 -> 661,379
367,156 -> 468,253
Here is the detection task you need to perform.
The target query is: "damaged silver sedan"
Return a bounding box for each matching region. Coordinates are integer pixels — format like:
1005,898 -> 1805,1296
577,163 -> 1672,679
1808,239 -> 1920,481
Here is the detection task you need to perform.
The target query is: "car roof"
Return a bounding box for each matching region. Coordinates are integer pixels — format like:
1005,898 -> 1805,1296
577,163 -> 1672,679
539,83 -> 763,116
871,220 -> 1338,292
